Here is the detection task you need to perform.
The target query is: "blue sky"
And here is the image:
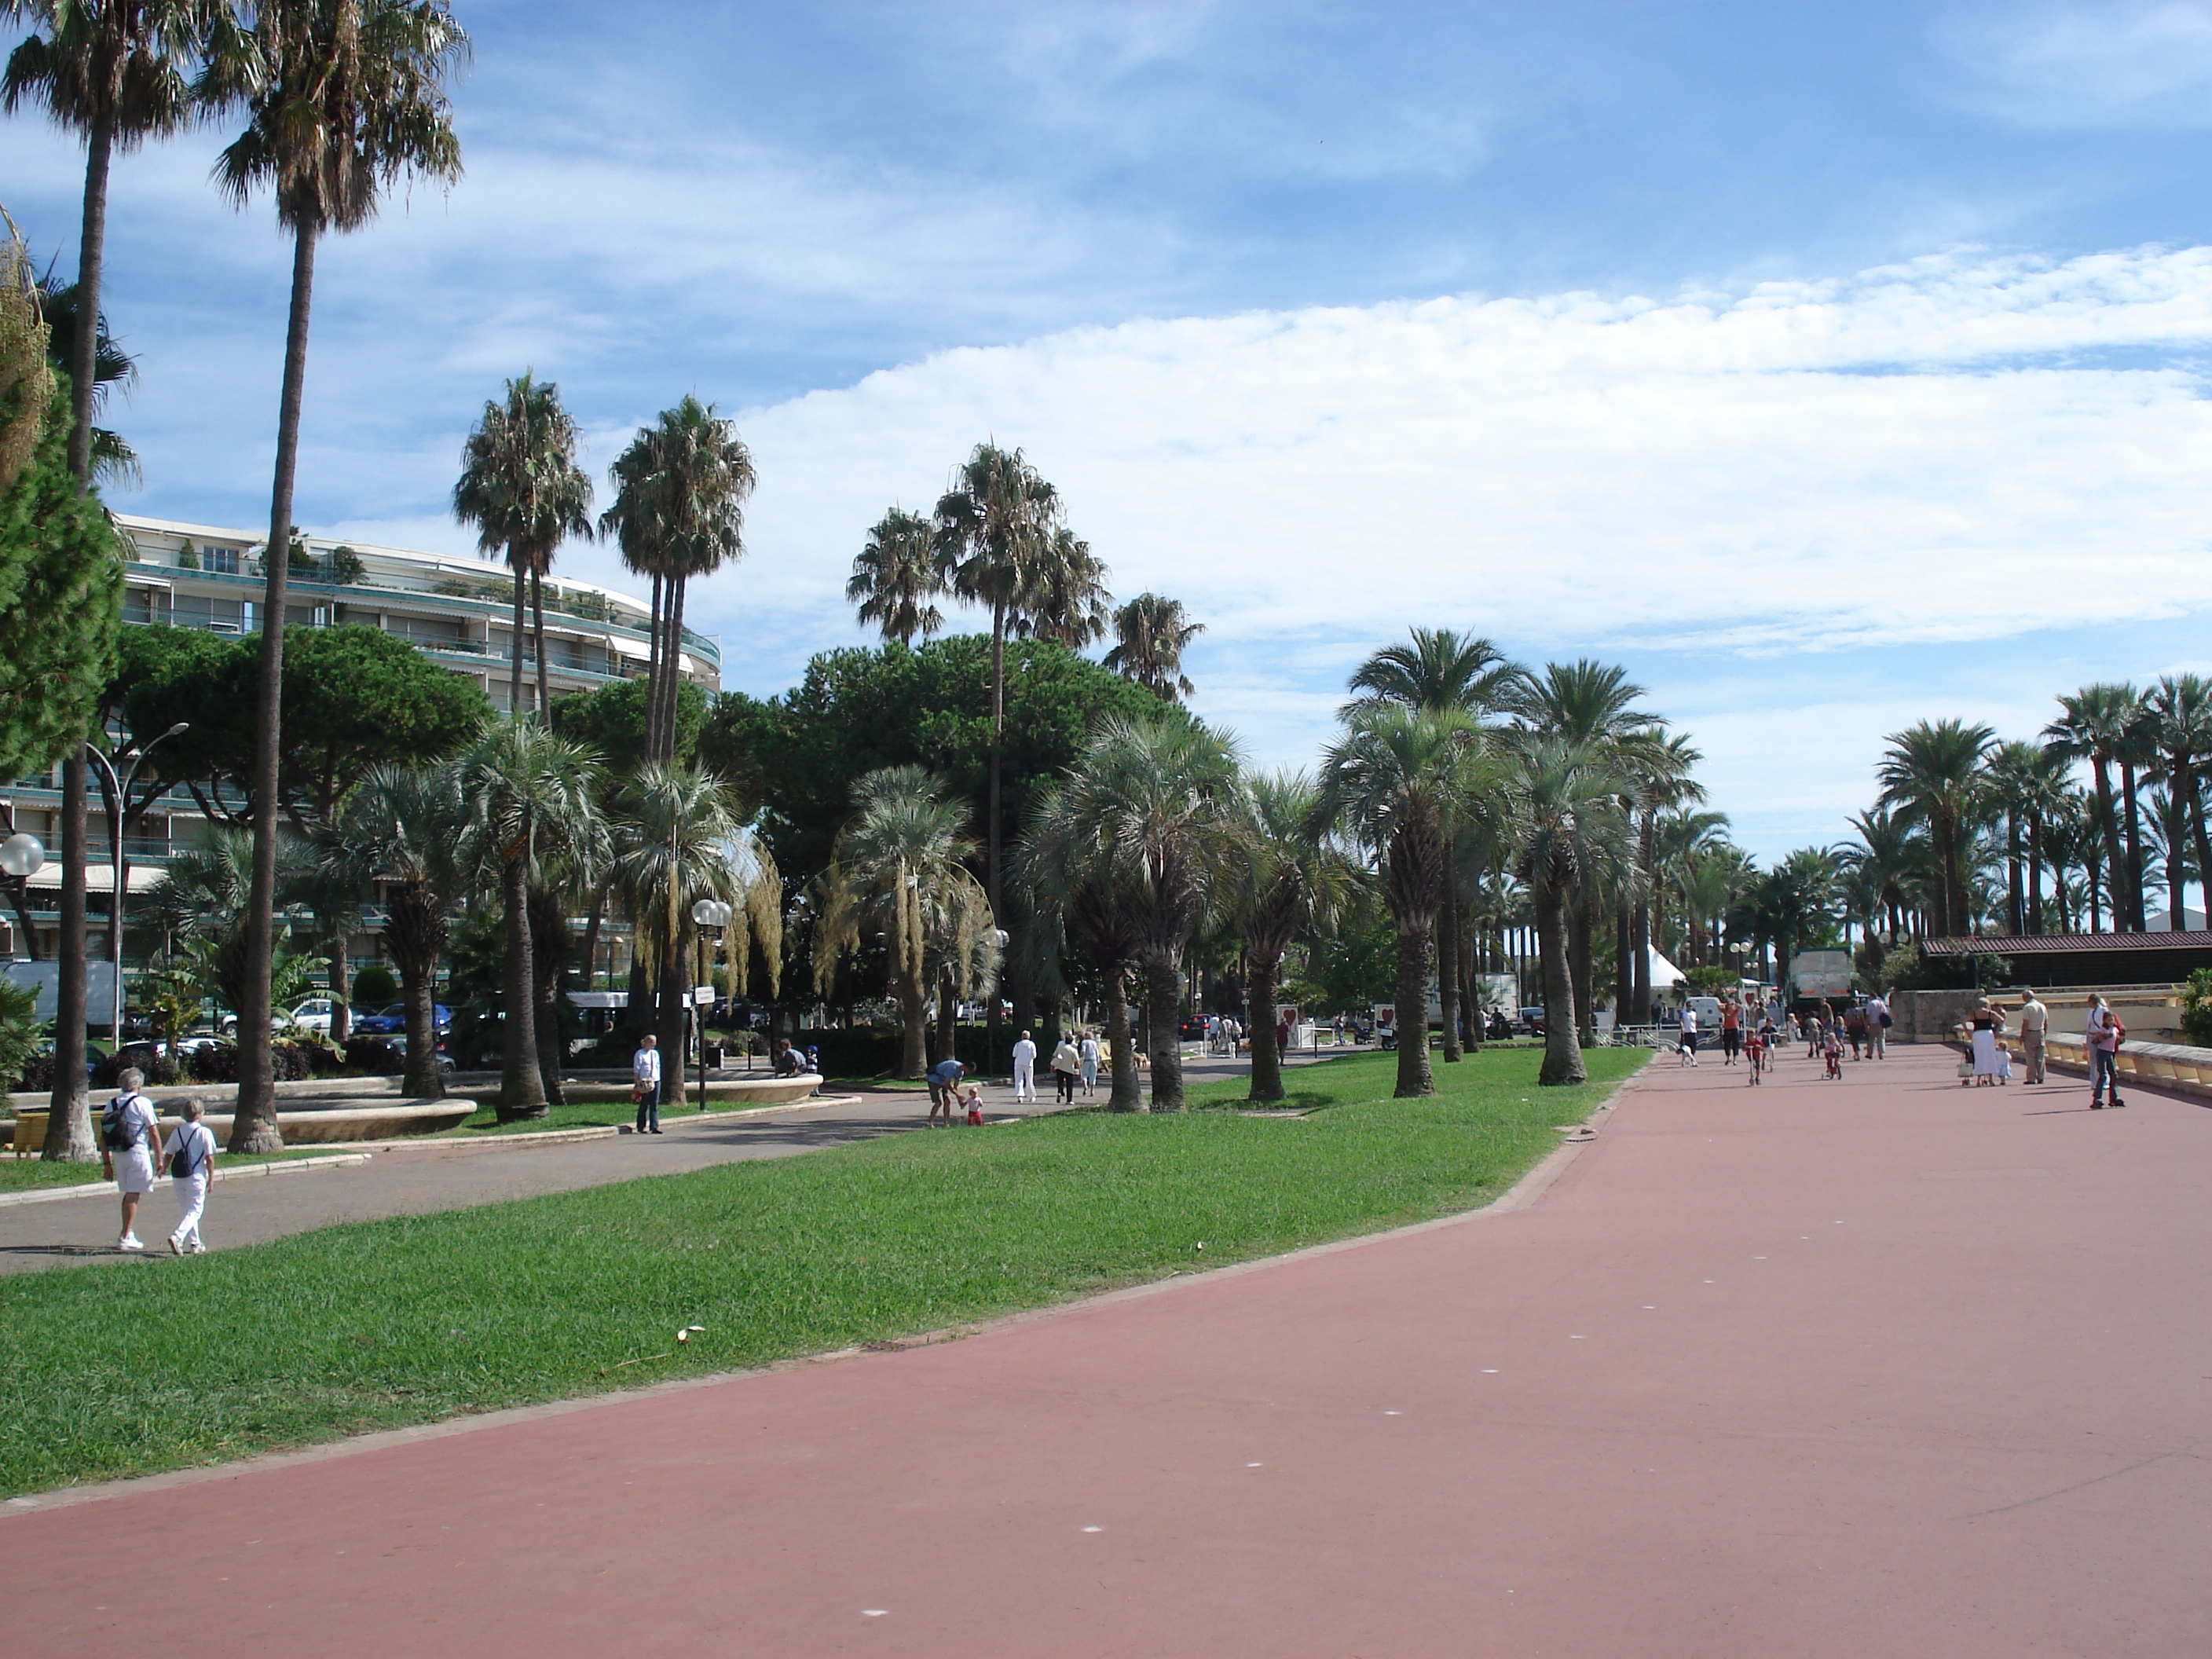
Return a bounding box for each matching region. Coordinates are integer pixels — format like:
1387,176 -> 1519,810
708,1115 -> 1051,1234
13,1 -> 2212,861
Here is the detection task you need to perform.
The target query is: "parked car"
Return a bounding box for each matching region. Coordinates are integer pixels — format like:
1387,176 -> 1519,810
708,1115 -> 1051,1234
1179,1016 -> 1210,1042
386,1031 -> 458,1075
286,998 -> 337,1034
1518,1006 -> 1547,1037
353,1002 -> 451,1036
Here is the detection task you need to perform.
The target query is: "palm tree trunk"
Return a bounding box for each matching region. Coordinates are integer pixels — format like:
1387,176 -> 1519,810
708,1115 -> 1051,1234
2027,815 -> 2045,936
935,962 -> 958,1065
2165,782 -> 2187,932
234,225 -> 319,1156
1632,813 -> 1654,1024
1460,923 -> 1480,1053
1569,892 -> 1595,1047
1391,919 -> 1434,1098
2188,767 -> 2212,936
64,106 -> 112,487
529,884 -> 568,1106
388,888 -> 445,1101
2006,808 -> 2024,935
644,572 -> 663,753
654,932 -> 688,1109
41,753 -> 94,1159
660,576 -> 689,762
496,855 -> 545,1120
986,602 -> 1007,1069
579,885 -> 605,990
1104,965 -> 1141,1111
1247,947 -> 1284,1103
1535,879 -> 1586,1086
2092,760 -> 2121,934
509,562 -> 528,721
896,967 -> 928,1079
2120,761 -> 2147,930
1612,903 -> 1632,1028
1144,954 -> 1184,1110
328,929 -> 351,1047
532,566 -> 551,724
1437,866 -> 1461,1064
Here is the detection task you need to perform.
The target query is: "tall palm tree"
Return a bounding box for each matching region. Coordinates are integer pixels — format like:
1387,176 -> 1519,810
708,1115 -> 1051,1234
1985,740 -> 2047,936
1842,806 -> 1917,947
610,761 -> 780,1107
1102,591 -> 1204,702
456,721 -> 603,1120
600,396 -> 754,762
1017,526 -> 1111,650
1316,705 -> 1489,1098
815,766 -> 991,1079
452,371 -> 595,722
1498,735 -> 1633,1086
31,269 -> 140,485
210,0 -> 467,1154
1024,716 -> 1243,1110
1022,791 -> 1145,1111
1510,660 -> 1657,1045
847,507 -> 943,647
1630,733 -> 1702,1022
323,760 -> 464,1098
1342,628 -> 1518,1060
2144,674 -> 2212,932
1876,719 -> 1994,939
1235,770 -> 1357,1102
2044,686 -> 2142,934
7,0 -> 222,1161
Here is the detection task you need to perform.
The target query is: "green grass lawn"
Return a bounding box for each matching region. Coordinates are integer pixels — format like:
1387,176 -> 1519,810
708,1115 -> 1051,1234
0,1046 -> 1644,1497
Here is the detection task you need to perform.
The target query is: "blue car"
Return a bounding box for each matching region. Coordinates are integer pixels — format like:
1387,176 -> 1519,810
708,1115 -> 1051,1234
353,1002 -> 450,1036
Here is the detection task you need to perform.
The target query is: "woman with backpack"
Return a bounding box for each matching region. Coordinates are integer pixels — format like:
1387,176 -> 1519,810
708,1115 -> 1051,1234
99,1067 -> 160,1252
162,1098 -> 218,1255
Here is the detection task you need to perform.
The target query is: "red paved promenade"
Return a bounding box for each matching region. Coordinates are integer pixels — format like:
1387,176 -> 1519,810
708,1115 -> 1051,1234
5,1039 -> 2203,1657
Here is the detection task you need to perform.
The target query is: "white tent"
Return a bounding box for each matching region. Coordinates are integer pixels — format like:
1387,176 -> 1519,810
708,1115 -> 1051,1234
1647,944 -> 1687,993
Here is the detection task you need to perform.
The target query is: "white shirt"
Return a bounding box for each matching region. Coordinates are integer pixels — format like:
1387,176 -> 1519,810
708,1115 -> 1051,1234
1079,1038 -> 1100,1062
1679,1008 -> 1697,1035
1012,1038 -> 1037,1064
108,1093 -> 158,1154
633,1046 -> 661,1084
163,1121 -> 217,1179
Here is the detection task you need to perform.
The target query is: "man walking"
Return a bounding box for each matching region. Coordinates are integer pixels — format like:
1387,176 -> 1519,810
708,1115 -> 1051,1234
2086,993 -> 2125,1108
2016,987 -> 2047,1083
1864,991 -> 1890,1058
632,1032 -> 663,1135
1011,1030 -> 1038,1103
162,1098 -> 217,1255
1677,1002 -> 1698,1067
100,1067 -> 160,1251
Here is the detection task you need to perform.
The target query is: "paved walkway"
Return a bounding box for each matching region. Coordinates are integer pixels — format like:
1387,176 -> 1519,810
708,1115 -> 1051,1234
0,1049 -> 1346,1273
6,1040 -> 2203,1657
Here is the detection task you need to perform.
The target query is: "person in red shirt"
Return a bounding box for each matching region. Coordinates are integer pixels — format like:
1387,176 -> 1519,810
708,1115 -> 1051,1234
1720,998 -> 1742,1066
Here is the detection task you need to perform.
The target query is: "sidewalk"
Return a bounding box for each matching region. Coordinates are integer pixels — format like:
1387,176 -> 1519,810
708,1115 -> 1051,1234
9,1038 -> 2200,1657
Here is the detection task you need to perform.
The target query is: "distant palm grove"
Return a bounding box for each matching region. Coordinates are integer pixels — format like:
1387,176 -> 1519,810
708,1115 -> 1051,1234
2,0 -> 1842,1164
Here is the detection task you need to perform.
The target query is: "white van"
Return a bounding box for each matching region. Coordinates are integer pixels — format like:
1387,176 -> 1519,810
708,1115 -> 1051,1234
1684,995 -> 1724,1031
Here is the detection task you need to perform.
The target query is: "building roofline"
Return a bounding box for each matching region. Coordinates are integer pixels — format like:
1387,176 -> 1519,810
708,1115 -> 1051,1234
1923,932 -> 2212,955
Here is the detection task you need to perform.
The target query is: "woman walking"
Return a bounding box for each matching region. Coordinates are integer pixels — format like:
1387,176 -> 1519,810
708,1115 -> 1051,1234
1049,1034 -> 1083,1104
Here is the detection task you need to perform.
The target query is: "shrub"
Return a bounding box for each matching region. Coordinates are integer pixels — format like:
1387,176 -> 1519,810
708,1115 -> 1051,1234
351,964 -> 398,1007
328,545 -> 366,584
343,1036 -> 404,1075
2178,968 -> 2212,1047
93,1046 -> 181,1089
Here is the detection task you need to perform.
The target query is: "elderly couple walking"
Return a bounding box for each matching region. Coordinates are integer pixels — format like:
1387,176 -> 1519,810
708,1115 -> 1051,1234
101,1068 -> 218,1256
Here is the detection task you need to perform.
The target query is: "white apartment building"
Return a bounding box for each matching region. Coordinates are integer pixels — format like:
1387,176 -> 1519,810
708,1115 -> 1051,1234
4,514 -> 720,979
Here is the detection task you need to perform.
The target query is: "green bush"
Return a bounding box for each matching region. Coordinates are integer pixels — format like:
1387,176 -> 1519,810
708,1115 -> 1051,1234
350,964 -> 398,1007
2179,969 -> 2212,1047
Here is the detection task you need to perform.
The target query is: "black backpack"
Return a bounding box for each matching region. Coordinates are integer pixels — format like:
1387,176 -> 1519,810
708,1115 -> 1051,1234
101,1093 -> 145,1152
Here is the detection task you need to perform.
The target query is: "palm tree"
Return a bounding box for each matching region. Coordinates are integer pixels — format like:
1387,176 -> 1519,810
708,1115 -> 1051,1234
210,0 -> 467,1154
1511,660 -> 1657,1044
1103,592 -> 1204,702
848,507 -> 943,647
1023,793 -> 1145,1111
1235,770 -> 1356,1102
1985,740 -> 2047,936
2144,674 -> 2212,932
1317,705 -> 1488,1098
815,766 -> 992,1078
1745,848 -> 1837,997
933,442 -> 1059,950
1342,628 -> 1518,1060
457,721 -> 603,1120
1631,734 -> 1703,1022
452,372 -> 595,722
600,396 -> 755,762
1842,806 -> 1916,947
31,269 -> 140,485
7,0 -> 222,1162
610,761 -> 780,1107
2044,686 -> 2143,933
1876,719 -> 1994,939
1018,526 -> 1111,650
1023,716 -> 1243,1110
323,760 -> 464,1098
1498,735 -> 1633,1086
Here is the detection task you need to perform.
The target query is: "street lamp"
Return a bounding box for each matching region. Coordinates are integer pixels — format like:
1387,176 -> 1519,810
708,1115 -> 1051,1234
0,830 -> 45,960
84,722 -> 190,1044
690,897 -> 733,1110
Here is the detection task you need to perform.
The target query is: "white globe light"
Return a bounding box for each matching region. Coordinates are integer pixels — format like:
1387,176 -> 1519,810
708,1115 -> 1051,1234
0,832 -> 44,879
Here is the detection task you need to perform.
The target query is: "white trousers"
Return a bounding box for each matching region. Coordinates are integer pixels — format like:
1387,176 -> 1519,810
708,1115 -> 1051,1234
170,1174 -> 207,1247
1013,1059 -> 1035,1101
